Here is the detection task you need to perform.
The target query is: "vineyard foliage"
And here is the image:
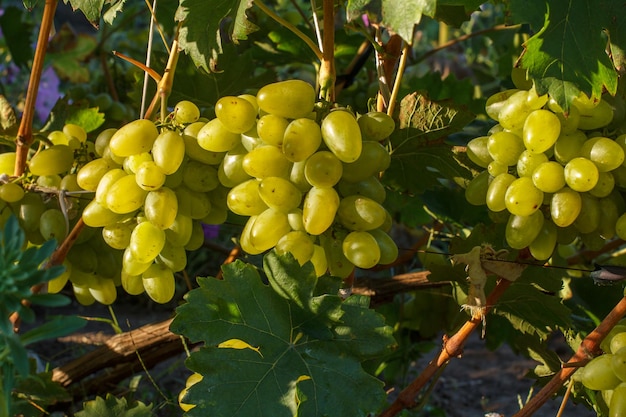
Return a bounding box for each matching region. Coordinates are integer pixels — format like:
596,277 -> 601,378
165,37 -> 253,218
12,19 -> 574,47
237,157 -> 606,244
1,0 -> 626,416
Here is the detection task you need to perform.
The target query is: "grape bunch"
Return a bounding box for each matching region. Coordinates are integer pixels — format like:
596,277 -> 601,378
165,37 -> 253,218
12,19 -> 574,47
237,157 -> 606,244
576,323 -> 626,415
465,83 -> 626,259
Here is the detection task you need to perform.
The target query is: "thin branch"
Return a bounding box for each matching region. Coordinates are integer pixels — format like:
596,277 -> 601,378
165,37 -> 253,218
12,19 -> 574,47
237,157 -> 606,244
319,0 -> 335,101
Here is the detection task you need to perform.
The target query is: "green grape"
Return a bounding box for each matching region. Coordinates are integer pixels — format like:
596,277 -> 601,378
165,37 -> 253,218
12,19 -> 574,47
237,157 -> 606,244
215,96 -> 257,134
497,90 -> 532,131
0,152 -> 16,176
529,220 -> 557,260
257,114 -> 289,147
238,94 -> 259,113
342,141 -> 391,183
287,208 -> 305,231
505,177 -> 544,216
525,85 -> 549,109
575,98 -> 614,130
302,186 -> 340,235
610,382 -> 626,417
82,200 -> 127,227
165,214 -> 193,247
564,157 -> 599,192
486,172 -> 516,212
121,271 -> 145,295
17,192 -> 46,232
182,160 -> 219,192
304,151 -> 343,187
516,150 -> 548,177
29,145 -> 74,176
485,89 -> 520,120
240,127 -> 264,152
522,109 -> 561,153
239,216 -> 264,255
67,243 -> 99,274
40,208 -> 67,241
95,168 -> 127,206
611,333 -> 626,354
258,176 -> 302,212
290,160 -> 312,193
505,210 -> 544,249
157,240 -> 187,272
320,232 -> 354,278
142,263 -> 176,304
129,220 -> 166,263
466,136 -> 493,168
282,118 -> 322,162
152,129 -> 186,174
581,354 -> 621,390
227,179 -> 268,216
487,160 -> 508,177
72,283 -> 96,306
48,261 -> 71,293
532,161 -> 566,193
36,174 -> 62,189
218,144 -> 252,187
573,193 -> 600,233
342,231 -> 380,269
124,152 -> 153,174
337,176 -> 386,204
590,171 -> 615,198
102,222 -> 134,250
102,145 -> 126,165
337,195 -> 386,231
357,111 -> 395,141
89,276 -> 117,305
581,137 -> 625,172
309,244 -> 327,277
368,228 -> 398,265
598,196 -> 619,239
616,213 -> 626,240
487,131 -> 525,166
464,171 -> 490,206
164,160 -> 186,189
321,110 -> 363,163
242,145 -> 292,179
122,247 -> 152,275
0,183 -> 24,203
174,100 -> 200,124
249,208 -> 291,251
256,80 -> 316,119
106,174 -> 149,214
109,119 -> 159,157
48,130 -> 71,146
63,123 -> 87,143
183,122 -> 226,165
556,104 -> 580,134
275,230 -> 314,265
135,161 -> 166,191
144,187 -> 178,229
184,220 -> 205,251
77,158 -> 116,191
197,118 -> 242,152
176,186 -> 212,219
550,187 -> 582,227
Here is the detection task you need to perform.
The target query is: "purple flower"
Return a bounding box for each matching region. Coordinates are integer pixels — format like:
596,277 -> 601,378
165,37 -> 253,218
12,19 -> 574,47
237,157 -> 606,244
202,223 -> 220,240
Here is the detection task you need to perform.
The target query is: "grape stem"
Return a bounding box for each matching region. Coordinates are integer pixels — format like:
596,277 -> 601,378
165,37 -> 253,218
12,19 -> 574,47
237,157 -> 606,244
512,295 -> 626,417
14,0 -> 58,177
378,278 -> 513,417
318,0 -> 335,101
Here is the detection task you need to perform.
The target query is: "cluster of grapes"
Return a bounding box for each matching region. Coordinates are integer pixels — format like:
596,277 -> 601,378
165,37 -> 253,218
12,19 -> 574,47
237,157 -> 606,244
576,323 -> 626,414
465,84 -> 626,259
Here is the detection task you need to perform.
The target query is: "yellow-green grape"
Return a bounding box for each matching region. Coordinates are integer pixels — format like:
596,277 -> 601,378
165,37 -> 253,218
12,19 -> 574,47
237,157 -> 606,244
123,152 -> 152,174
487,131 -> 525,166
179,373 -> 203,412
144,187 -> 178,229
610,382 -> 626,417
275,230 -> 314,265
239,216 -> 264,255
529,220 -> 557,260
0,183 -> 24,203
309,244 -> 328,277
218,144 -> 252,187
82,200 -> 127,227
95,168 -> 127,206
257,114 -> 289,147
564,157 -> 599,192
48,261 -> 71,293
142,263 -> 176,304
122,247 -> 152,276
256,79 -> 316,119
282,118 -> 322,162
184,220 -> 205,251
227,179 -> 268,216
617,213 -> 626,240
67,243 -> 99,274
0,152 -> 16,176
242,145 -> 292,179
555,105 -> 580,134
485,89 -> 520,121
582,137 -> 625,172
29,145 -> 74,176
516,150 -> 548,177
164,161 -> 186,189
320,232 -> 354,278
302,186 -> 340,235
258,176 -> 302,212
290,161 -> 312,193
40,208 -> 67,241
173,100 -> 200,124
342,231 -> 380,269
581,354 -> 621,390
465,170 -> 490,206
215,96 -> 257,134
63,123 -> 87,143
152,129 -> 186,175
48,130 -> 71,146
240,128 -> 264,152
550,187 -> 582,227
183,160 -> 219,192
129,220 -> 166,263
175,186 -> 212,219
105,174 -> 148,214
357,111 -> 395,141
573,193 -> 600,234
532,161 -> 566,193
121,271 -> 145,295
17,192 -> 46,232
574,98 -> 614,130
135,161 -> 166,191
553,131 -> 586,165
525,85 -> 549,109
36,174 -> 62,189
183,122 -> 226,165
486,172 -> 516,212
102,222 -> 134,250
89,277 -> 117,305
72,284 -> 96,306
197,118 -> 242,152
304,151 -> 343,188
342,141 -> 391,183
466,136 -> 493,168
321,110 -> 362,163
248,208 -> 291,251
505,210 -> 544,249
504,177 -> 543,216
497,90 -> 532,131
337,195 -> 386,231
157,240 -> 187,272
337,176 -> 386,204
109,119 -> 159,157
77,158 -> 116,191
598,196 -> 619,239
165,214 -> 193,247
590,171 -> 616,198
94,128 -> 117,157
611,333 -> 626,354
522,109 -> 561,153
368,228 -> 398,265
487,160 -> 508,177
287,208 -> 305,231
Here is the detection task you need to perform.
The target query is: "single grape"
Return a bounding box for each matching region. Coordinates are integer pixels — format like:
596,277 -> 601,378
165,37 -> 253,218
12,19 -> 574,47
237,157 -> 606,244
337,176 -> 386,204
550,187 -> 582,227
589,171 -> 615,198
144,187 -> 178,229
109,119 -> 159,157
63,123 -> 87,143
581,354 -> 621,390
564,157 -> 599,192
257,114 -> 289,147
197,118 -> 242,152
497,90 -> 532,131
282,118 -> 322,162
258,176 -> 302,212
504,177 -> 544,216
256,79 -> 316,119
486,172 -> 516,212
304,151 -> 343,187
0,152 -> 16,176
142,263 -> 176,304
532,161 -> 565,193
336,195 -> 387,231
610,382 -> 626,417
505,210 -> 544,249
82,200 -> 127,227
485,89 -> 520,121
487,131 -> 525,166
357,111 -> 395,141
29,145 -> 74,176
227,179 -> 268,216
176,186 -> 212,219
102,222 -> 134,250
309,244 -> 328,277
183,160 -> 219,192
575,98 -> 614,130
242,145 -> 292,179
17,192 -> 46,232
135,161 -> 166,191
184,220 -> 206,251
321,110 -> 362,163
124,152 -> 153,174
89,276 -> 117,305
368,228 -> 399,265
165,214 -> 193,247
516,150 -> 549,177
105,174 -> 149,214
528,220 -> 557,260
275,230 -> 315,265
341,141 -> 391,182
95,168 -> 127,207
522,109 -> 561,153
573,193 -> 600,234
0,182 -> 24,203
40,208 -> 67,242
218,144 -> 253,187
582,137 -> 625,172
183,122 -> 226,165
466,136 -> 493,168
611,333 -> 626,354
302,186 -> 339,235
215,96 -> 257,134
320,232 -> 354,278
121,271 -> 145,295
129,220 -> 166,264
465,171 -> 490,206
158,240 -> 187,272
342,231 -> 381,269
77,158 -> 116,191
152,129 -> 186,175
174,100 -> 200,124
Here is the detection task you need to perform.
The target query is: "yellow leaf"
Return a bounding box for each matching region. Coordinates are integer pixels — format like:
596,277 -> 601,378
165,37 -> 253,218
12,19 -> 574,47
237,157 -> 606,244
218,338 -> 263,357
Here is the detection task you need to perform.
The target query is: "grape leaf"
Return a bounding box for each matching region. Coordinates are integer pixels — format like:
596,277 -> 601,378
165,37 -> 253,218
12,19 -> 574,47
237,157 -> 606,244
42,97 -> 105,133
75,395 -> 152,417
0,6 -> 33,68
176,0 -> 259,73
65,0 -> 104,26
47,30 -> 98,83
171,255 -> 394,417
510,0 -> 620,111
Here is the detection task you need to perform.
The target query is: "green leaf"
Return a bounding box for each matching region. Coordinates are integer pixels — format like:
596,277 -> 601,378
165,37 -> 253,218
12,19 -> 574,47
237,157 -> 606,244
42,97 -> 105,133
47,31 -> 99,83
171,257 -> 394,417
75,394 -> 152,417
13,372 -> 72,415
0,6 -> 33,68
381,0 -> 436,43
102,0 -> 127,25
20,316 -> 86,346
65,0 -> 105,26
